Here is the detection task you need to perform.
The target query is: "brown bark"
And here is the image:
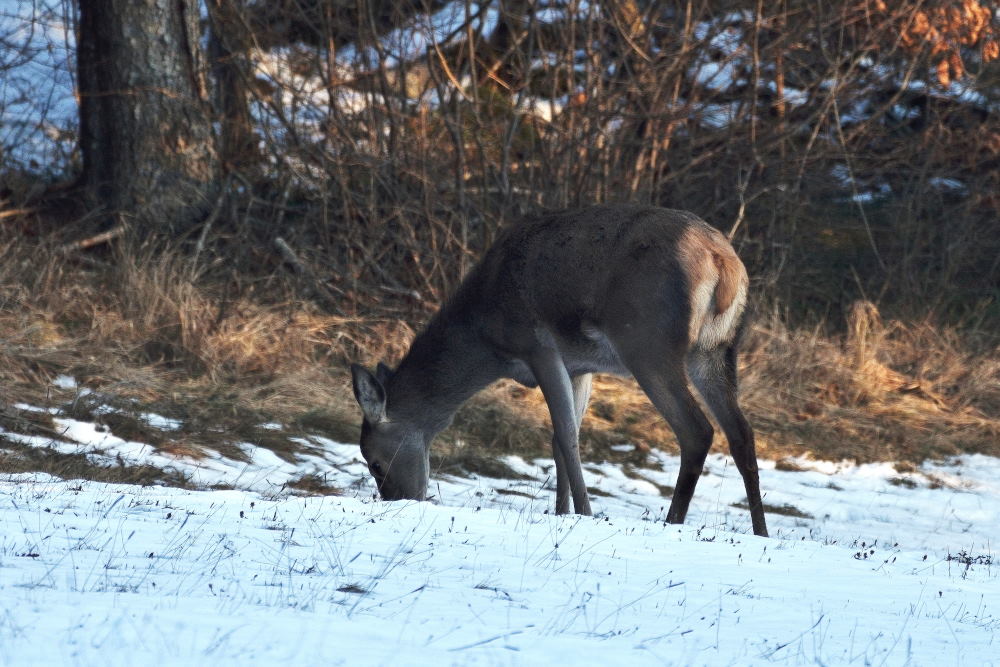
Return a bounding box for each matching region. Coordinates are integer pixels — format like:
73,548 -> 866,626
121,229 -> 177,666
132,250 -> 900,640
208,0 -> 258,171
77,0 -> 219,233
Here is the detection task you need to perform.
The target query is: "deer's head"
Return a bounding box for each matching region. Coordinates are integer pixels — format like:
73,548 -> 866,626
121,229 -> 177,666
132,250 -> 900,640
350,363 -> 430,502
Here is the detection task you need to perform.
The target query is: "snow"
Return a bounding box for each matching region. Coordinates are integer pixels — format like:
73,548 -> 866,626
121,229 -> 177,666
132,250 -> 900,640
1,469 -> 996,664
52,374 -> 77,390
142,412 -> 183,431
2,393 -> 999,664
0,0 -> 77,171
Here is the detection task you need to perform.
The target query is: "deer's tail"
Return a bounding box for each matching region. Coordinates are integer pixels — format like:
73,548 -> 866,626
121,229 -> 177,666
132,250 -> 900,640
711,248 -> 743,316
680,223 -> 748,350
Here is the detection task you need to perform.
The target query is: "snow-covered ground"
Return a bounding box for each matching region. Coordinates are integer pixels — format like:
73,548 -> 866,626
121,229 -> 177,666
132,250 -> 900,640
1,385 -> 998,664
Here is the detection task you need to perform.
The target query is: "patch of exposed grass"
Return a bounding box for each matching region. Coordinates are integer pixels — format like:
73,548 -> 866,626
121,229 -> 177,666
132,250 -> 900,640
430,444 -> 534,480
621,465 -> 674,497
946,551 -> 994,566
445,382 -> 552,457
0,407 -> 64,441
493,487 -> 536,499
293,409 -> 360,444
0,436 -> 191,487
285,473 -> 341,496
337,584 -> 369,595
97,412 -> 169,447
774,458 -> 808,472
731,500 -> 814,519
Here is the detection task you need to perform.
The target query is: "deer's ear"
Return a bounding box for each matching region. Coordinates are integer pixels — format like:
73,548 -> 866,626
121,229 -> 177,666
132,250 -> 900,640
351,364 -> 387,424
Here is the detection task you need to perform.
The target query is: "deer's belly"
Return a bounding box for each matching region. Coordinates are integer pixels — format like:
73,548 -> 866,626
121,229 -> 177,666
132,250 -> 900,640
503,327 -> 629,387
558,328 -> 629,376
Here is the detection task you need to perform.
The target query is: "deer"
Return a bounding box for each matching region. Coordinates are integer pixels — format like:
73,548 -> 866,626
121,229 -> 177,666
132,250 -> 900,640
351,204 -> 768,537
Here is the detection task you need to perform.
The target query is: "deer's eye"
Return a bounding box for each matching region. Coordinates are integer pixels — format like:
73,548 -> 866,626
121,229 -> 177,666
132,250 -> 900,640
370,460 -> 384,477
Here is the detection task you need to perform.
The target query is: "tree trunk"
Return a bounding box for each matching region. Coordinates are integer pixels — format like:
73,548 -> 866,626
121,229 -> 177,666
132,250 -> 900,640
208,0 -> 258,171
77,0 -> 219,234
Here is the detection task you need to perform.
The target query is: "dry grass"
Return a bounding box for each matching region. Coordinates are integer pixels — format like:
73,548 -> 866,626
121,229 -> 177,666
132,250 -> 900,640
739,302 -> 1000,463
284,472 -> 342,496
1,231 -> 998,491
0,440 -> 192,487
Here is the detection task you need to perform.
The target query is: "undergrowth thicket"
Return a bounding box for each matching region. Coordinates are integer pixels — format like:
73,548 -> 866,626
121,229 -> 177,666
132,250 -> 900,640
1,230 -> 996,487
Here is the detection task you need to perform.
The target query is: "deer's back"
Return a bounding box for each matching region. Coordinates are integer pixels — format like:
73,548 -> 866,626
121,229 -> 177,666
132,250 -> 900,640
451,204 -> 745,363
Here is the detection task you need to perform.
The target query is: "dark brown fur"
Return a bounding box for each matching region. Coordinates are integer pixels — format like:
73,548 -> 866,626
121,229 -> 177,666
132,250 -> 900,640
352,204 -> 768,536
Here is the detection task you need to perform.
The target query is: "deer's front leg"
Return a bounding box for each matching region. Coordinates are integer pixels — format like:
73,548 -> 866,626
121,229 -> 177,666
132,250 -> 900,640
531,348 -> 592,516
552,373 -> 594,513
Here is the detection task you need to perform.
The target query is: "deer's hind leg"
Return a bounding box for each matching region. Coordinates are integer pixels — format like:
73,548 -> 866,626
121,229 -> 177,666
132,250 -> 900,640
609,331 -> 715,527
688,346 -> 768,537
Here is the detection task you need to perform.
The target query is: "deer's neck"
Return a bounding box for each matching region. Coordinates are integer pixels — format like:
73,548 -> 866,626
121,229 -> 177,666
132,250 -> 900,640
387,315 -> 502,435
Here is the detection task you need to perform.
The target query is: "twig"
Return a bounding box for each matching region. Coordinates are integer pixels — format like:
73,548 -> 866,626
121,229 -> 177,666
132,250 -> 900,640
0,208 -> 38,221
728,169 -> 750,241
727,172 -> 778,242
448,630 -> 524,652
831,94 -> 887,272
62,253 -> 113,271
274,236 -> 309,275
58,223 -> 128,252
273,236 -> 344,314
429,25 -> 472,103
190,177 -> 231,277
379,284 -> 422,300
